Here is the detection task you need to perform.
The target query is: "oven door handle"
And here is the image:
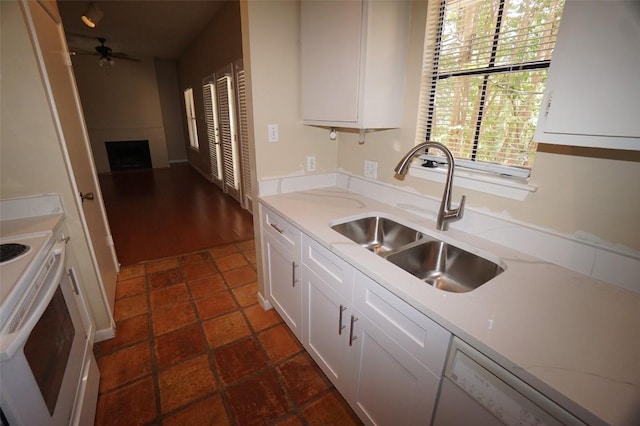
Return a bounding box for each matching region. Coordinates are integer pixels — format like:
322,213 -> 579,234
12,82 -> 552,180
0,241 -> 66,361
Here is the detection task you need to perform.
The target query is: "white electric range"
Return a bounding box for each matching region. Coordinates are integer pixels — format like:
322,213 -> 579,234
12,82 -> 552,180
0,231 -> 54,328
0,195 -> 99,426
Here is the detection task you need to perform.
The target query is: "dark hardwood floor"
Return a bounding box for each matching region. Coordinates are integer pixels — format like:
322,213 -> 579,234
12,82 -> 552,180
99,163 -> 254,266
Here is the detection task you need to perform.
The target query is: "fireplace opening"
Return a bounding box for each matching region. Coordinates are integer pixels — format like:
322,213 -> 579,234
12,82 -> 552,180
105,140 -> 152,172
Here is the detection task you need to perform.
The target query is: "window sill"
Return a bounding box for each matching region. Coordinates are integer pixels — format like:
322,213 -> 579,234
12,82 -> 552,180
408,164 -> 537,201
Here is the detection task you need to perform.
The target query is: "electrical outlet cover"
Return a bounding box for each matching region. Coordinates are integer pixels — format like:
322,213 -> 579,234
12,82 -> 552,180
307,156 -> 316,172
364,160 -> 378,179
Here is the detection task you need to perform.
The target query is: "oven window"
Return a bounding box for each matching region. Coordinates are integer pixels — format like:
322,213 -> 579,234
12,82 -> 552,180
23,286 -> 76,415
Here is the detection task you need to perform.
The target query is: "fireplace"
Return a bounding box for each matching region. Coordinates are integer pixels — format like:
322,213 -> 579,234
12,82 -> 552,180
105,140 -> 152,172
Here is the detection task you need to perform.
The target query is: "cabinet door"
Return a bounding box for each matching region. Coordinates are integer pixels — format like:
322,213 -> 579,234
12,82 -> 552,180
301,0 -> 362,124
349,311 -> 441,425
534,0 -> 640,149
354,271 -> 451,375
263,233 -> 302,340
302,266 -> 352,396
300,0 -> 410,129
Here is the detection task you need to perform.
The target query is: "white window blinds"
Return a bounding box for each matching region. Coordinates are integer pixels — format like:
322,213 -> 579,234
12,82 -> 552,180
418,0 -> 564,177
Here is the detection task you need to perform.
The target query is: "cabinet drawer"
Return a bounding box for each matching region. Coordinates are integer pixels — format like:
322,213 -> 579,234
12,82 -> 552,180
302,235 -> 354,300
261,205 -> 301,255
354,271 -> 451,376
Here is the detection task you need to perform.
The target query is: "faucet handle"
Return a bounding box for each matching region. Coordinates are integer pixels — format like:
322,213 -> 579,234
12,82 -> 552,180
456,195 -> 466,219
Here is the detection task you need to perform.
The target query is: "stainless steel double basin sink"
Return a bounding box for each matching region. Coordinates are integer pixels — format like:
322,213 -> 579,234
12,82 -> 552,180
331,216 -> 504,293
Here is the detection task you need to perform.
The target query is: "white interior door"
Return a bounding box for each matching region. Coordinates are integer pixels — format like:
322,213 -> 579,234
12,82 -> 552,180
23,0 -> 118,314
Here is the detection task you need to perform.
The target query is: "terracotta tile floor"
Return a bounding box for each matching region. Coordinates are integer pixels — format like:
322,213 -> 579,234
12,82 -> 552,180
94,240 -> 363,425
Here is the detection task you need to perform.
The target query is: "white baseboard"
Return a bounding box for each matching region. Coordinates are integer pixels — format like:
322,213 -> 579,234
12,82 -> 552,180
258,292 -> 272,310
94,326 -> 116,343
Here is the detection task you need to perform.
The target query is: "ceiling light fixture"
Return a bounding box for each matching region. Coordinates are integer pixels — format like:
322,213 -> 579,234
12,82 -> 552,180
98,57 -> 114,67
81,2 -> 103,28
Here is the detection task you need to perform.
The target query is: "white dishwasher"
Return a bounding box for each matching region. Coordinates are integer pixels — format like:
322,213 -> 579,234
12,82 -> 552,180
433,338 -> 584,426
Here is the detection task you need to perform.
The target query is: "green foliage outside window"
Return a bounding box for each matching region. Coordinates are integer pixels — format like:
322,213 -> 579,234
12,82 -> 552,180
427,0 -> 564,171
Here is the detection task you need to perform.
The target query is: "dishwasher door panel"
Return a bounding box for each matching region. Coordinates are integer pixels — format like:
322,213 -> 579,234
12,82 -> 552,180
433,379 -> 503,426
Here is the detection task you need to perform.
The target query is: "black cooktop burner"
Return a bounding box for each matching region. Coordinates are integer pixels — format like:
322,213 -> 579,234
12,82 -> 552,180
0,243 -> 30,263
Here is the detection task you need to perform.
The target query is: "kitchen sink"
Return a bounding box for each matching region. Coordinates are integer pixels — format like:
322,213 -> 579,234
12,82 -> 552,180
332,215 -> 504,292
331,216 -> 423,255
385,240 -> 504,293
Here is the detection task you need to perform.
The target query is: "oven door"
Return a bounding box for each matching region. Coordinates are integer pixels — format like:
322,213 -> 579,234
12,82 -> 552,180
0,242 -> 89,426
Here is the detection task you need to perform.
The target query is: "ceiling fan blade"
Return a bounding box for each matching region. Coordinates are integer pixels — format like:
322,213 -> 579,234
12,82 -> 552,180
111,52 -> 141,62
69,47 -> 98,56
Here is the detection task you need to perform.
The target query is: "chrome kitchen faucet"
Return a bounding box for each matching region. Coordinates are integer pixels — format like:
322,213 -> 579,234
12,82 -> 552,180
394,141 -> 465,231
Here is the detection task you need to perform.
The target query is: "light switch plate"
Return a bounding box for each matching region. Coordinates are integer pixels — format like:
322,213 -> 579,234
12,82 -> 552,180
268,124 -> 279,143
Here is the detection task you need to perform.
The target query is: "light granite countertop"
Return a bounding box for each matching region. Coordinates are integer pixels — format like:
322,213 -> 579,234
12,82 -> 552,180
260,187 -> 640,426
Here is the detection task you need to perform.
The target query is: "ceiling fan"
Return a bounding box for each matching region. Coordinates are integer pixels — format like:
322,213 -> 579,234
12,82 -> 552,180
70,37 -> 140,66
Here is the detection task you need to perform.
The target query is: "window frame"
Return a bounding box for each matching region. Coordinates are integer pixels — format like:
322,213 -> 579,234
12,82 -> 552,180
184,87 -> 199,151
419,0 -> 564,181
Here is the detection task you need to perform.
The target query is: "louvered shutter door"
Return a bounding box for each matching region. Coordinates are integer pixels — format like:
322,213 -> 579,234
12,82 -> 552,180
216,75 -> 239,192
203,82 -> 222,182
235,67 -> 252,207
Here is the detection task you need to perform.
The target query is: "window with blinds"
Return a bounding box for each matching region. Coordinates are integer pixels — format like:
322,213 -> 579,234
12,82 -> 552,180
184,87 -> 199,150
418,0 -> 564,178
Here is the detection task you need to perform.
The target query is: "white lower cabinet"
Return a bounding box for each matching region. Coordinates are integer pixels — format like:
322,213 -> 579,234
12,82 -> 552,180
261,205 -> 452,424
350,272 -> 452,425
353,272 -> 452,376
261,206 -> 303,340
299,234 -> 451,425
302,266 -> 353,396
263,233 -> 302,339
350,312 -> 442,425
301,234 -> 355,395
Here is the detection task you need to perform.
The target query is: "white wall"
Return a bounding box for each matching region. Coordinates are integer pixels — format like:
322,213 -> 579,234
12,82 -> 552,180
241,0 -> 338,181
155,58 -> 188,163
1,1 -> 75,201
72,54 -> 170,173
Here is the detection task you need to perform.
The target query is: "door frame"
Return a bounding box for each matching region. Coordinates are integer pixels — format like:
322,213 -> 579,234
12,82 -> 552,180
22,0 -> 118,336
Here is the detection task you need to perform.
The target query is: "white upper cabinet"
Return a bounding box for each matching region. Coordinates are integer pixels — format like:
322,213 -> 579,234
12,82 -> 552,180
534,0 -> 640,150
301,0 -> 410,129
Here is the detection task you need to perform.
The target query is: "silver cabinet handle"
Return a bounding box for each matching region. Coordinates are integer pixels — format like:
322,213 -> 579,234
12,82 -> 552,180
270,223 -> 285,234
338,305 -> 347,335
68,268 -> 80,295
292,262 -> 299,287
349,314 -> 359,346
